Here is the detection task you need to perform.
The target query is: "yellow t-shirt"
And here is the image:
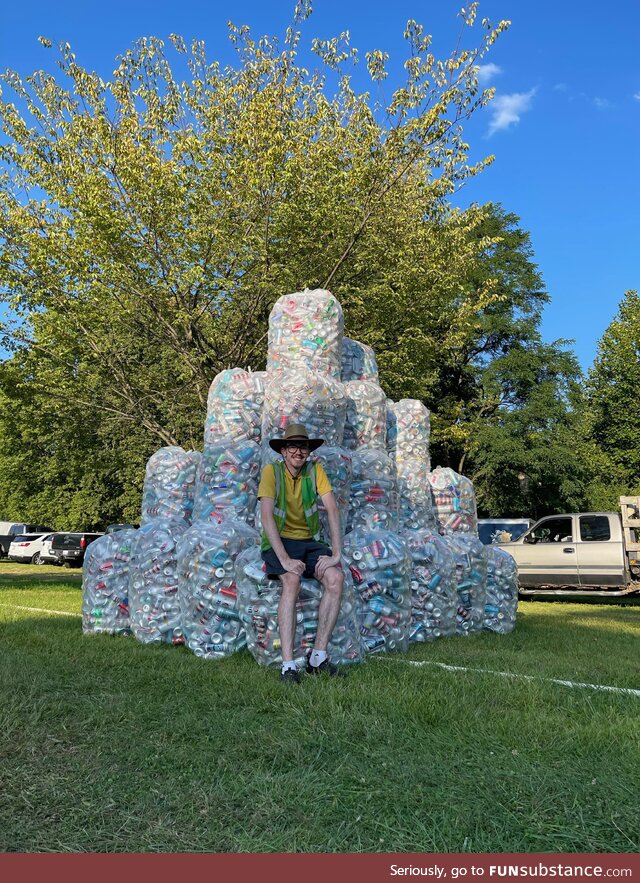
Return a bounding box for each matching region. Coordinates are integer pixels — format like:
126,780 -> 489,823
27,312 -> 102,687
258,462 -> 332,539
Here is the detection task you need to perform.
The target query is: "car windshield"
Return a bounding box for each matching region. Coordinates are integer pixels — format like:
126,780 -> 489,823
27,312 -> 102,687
478,522 -> 530,545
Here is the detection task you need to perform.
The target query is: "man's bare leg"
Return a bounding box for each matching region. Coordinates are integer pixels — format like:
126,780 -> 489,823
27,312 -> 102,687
313,566 -> 344,651
278,571 -> 301,662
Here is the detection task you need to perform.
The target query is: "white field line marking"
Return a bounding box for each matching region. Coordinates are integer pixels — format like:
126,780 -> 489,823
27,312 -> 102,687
0,602 -> 80,618
376,658 -> 640,698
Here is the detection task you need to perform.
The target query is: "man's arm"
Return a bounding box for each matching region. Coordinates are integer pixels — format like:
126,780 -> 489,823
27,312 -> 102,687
260,497 -> 305,576
315,491 -> 342,579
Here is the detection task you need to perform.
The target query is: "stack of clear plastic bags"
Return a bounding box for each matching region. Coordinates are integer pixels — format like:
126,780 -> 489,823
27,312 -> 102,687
140,446 -> 200,526
429,466 -> 478,535
267,289 -> 344,379
177,519 -> 259,659
442,533 -> 487,636
193,437 -> 261,525
341,337 -> 379,382
261,368 -> 347,448
129,517 -> 189,645
348,448 -> 399,532
483,546 -> 518,635
396,459 -> 435,530
82,530 -> 137,636
387,399 -> 431,467
204,368 -> 266,446
403,528 -> 457,642
343,380 -> 387,451
235,546 -> 364,667
343,526 -> 411,654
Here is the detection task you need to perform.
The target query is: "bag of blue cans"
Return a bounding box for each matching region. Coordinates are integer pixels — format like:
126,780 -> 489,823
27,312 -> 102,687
267,289 -> 344,380
193,437 -> 261,525
235,546 -> 364,667
341,337 -> 379,382
261,368 -> 347,449
483,546 -> 518,635
140,446 -> 200,526
343,526 -> 411,654
177,520 -> 259,659
429,466 -> 478,535
403,528 -> 457,641
204,368 -> 265,447
82,530 -> 137,636
349,448 -> 399,532
129,517 -> 189,645
343,380 -> 387,451
441,533 -> 487,636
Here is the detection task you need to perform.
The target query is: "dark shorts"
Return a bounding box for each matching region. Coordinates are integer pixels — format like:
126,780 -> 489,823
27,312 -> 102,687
261,539 -> 333,580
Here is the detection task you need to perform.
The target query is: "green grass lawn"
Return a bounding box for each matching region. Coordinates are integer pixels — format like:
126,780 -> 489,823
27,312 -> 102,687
0,566 -> 638,854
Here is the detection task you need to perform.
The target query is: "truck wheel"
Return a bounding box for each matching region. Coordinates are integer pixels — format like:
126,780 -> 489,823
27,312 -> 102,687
31,553 -> 40,565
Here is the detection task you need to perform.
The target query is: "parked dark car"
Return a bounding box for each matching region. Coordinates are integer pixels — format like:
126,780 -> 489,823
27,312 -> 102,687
106,523 -> 138,534
51,532 -> 103,567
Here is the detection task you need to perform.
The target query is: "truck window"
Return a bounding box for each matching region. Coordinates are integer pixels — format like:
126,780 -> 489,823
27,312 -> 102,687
579,515 -> 611,542
530,516 -> 573,543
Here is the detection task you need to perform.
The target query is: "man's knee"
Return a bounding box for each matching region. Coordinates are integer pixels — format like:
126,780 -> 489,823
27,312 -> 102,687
280,572 -> 301,595
322,566 -> 343,596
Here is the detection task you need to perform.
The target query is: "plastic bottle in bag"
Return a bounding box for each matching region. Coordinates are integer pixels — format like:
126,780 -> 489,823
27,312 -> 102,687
349,447 -> 399,532
267,289 -> 344,379
261,367 -> 347,449
396,458 -> 436,531
441,533 -> 487,636
387,399 -> 431,468
403,528 -> 457,641
343,526 -> 411,654
204,368 -> 266,446
82,530 -> 137,636
343,380 -> 387,451
341,337 -> 379,382
483,546 -> 518,635
177,519 -> 259,659
193,437 -> 261,525
429,466 -> 478,535
129,517 -> 189,645
140,446 -> 200,526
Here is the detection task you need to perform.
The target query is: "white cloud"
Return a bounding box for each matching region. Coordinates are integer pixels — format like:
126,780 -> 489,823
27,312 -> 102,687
476,63 -> 502,85
594,97 -> 612,110
553,83 -> 569,93
634,92 -> 640,101
487,88 -> 537,135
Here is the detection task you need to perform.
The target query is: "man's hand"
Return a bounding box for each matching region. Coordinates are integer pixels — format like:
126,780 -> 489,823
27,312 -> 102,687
282,557 -> 305,576
315,554 -> 341,581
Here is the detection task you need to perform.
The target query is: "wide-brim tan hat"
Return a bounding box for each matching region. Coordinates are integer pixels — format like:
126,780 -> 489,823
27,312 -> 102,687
269,422 -> 325,453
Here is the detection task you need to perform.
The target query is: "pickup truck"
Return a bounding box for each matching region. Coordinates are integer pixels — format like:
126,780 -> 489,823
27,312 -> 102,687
505,497 -> 640,597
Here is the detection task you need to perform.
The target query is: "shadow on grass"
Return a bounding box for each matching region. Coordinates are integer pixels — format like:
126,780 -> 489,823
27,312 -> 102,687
0,572 -> 81,586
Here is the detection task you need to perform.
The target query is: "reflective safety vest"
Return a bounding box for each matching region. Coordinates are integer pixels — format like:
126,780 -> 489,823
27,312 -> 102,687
260,460 -> 323,552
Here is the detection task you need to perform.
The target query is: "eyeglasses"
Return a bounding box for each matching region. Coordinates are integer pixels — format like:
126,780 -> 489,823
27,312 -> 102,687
285,442 -> 310,453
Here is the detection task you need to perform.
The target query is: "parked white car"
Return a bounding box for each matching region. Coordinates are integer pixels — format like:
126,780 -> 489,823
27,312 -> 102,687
38,534 -> 60,564
7,533 -> 55,564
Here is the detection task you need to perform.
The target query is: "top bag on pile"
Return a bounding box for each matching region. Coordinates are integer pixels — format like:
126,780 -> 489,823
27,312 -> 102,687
205,368 -> 266,446
267,289 -> 344,380
341,338 -> 379,382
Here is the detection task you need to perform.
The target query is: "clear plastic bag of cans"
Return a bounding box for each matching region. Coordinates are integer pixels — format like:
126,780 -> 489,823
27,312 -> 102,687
441,533 -> 487,636
82,530 -> 137,636
267,289 -> 344,380
177,519 -> 259,659
387,399 -> 431,467
397,458 -> 435,531
140,446 -> 200,526
403,528 -> 457,642
204,368 -> 266,446
341,337 -> 379,382
348,448 -> 399,532
193,437 -> 261,525
343,526 -> 411,654
343,380 -> 387,451
129,517 -> 189,645
261,367 -> 347,449
483,546 -> 518,635
429,466 -> 478,535
235,546 -> 364,667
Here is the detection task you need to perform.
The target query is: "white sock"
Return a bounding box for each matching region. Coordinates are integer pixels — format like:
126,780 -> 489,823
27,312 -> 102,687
309,649 -> 327,668
281,660 -> 297,673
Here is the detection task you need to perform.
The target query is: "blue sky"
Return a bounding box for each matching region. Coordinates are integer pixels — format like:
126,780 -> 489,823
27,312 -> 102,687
2,0 -> 638,371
